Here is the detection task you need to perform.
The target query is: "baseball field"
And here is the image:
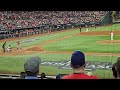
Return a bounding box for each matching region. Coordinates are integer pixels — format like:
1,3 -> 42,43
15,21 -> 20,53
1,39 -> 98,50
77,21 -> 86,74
0,23 -> 120,79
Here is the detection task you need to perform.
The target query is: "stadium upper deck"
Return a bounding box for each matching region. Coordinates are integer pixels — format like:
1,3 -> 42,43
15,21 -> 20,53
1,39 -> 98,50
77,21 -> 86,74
0,11 -> 108,30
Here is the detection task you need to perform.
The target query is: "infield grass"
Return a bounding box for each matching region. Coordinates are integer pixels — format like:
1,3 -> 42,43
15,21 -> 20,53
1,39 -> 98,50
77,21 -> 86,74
43,35 -> 120,53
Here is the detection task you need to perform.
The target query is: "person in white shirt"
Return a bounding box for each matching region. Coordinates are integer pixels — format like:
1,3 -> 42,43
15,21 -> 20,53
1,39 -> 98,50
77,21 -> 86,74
86,25 -> 88,32
110,31 -> 114,40
7,45 -> 12,52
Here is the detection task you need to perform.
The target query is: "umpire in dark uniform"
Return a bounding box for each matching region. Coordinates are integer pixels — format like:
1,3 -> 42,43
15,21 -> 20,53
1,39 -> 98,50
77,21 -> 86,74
79,26 -> 82,32
2,42 -> 6,53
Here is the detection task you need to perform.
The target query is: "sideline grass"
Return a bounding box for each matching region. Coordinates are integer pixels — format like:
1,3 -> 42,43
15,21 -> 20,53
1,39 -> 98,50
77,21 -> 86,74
0,53 -> 117,78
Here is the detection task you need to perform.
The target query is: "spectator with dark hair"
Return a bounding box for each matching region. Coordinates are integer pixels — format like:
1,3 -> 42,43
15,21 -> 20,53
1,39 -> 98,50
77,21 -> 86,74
56,74 -> 68,79
41,73 -> 46,79
20,72 -> 27,79
62,50 -> 98,79
112,57 -> 120,79
56,74 -> 61,79
112,63 -> 117,79
24,56 -> 41,79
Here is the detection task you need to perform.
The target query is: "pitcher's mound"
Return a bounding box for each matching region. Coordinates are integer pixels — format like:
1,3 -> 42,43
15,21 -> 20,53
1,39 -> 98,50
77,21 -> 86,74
26,47 -> 44,51
97,40 -> 120,44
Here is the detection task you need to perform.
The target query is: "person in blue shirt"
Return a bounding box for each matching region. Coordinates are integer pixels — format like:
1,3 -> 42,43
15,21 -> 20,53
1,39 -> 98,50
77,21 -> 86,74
24,56 -> 41,79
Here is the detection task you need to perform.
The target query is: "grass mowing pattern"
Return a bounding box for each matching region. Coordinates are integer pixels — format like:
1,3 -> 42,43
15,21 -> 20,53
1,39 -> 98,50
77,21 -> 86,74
0,23 -> 120,78
0,29 -> 79,49
43,35 -> 120,53
0,53 -> 117,78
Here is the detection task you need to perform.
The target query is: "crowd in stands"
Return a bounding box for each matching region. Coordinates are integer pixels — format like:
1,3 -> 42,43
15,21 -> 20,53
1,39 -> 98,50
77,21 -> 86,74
0,11 -> 108,30
115,11 -> 120,19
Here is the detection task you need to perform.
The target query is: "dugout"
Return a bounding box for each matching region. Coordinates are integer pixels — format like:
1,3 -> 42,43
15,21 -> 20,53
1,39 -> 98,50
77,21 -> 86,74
0,30 -> 9,39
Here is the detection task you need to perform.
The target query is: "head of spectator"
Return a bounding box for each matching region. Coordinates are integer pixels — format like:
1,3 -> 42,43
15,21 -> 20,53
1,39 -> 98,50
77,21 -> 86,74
112,57 -> 120,79
20,72 -> 27,79
56,74 -> 61,79
41,73 -> 46,79
24,56 -> 41,79
112,63 -> 117,79
70,50 -> 86,73
62,50 -> 98,79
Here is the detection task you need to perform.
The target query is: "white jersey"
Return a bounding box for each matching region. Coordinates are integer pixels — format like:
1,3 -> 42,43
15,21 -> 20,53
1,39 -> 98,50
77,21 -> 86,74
86,28 -> 88,32
110,32 -> 114,40
7,46 -> 11,52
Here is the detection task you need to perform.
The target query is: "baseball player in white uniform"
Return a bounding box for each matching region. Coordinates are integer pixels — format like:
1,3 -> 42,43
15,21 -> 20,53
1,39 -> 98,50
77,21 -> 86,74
86,25 -> 88,32
110,31 -> 114,40
7,45 -> 12,52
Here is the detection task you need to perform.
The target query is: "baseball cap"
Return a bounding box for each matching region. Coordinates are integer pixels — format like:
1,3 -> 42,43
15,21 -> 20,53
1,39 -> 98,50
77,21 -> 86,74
24,56 -> 41,73
71,50 -> 85,68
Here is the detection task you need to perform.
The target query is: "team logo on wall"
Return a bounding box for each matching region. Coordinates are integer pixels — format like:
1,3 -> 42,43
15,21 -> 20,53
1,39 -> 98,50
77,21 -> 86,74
41,60 -> 112,71
21,38 -> 39,43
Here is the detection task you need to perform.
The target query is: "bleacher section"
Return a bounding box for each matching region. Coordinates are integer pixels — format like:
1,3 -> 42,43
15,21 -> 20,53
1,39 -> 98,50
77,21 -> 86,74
112,11 -> 120,23
0,11 -> 108,40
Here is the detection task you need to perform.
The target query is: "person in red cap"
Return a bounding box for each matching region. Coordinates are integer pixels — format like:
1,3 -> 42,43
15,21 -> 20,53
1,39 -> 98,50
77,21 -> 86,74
62,50 -> 98,79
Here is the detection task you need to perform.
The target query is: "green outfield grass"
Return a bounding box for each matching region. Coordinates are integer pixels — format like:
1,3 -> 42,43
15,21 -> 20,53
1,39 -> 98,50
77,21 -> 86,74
43,35 -> 120,53
0,23 -> 120,79
0,53 -> 117,78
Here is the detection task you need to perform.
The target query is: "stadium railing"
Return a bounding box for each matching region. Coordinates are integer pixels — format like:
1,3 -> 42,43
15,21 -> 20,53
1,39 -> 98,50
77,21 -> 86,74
0,73 -> 56,79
